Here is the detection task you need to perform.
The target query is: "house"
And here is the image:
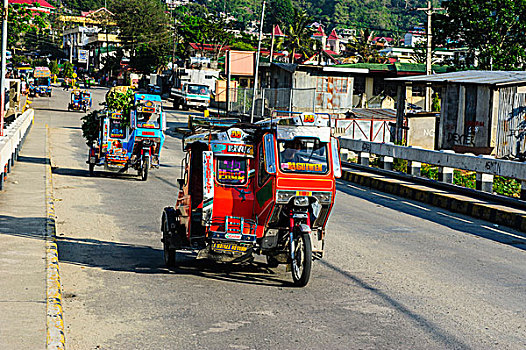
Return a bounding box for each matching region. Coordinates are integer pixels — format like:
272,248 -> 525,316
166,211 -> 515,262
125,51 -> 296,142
391,71 -> 526,159
259,62 -> 364,113
404,26 -> 426,47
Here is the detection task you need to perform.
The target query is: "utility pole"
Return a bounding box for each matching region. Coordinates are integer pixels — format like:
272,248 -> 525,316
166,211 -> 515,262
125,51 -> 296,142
250,0 -> 266,123
416,1 -> 443,111
0,0 -> 8,136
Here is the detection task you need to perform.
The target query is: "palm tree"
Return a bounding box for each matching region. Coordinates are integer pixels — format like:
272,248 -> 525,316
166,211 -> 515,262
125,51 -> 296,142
284,9 -> 315,63
346,29 -> 384,63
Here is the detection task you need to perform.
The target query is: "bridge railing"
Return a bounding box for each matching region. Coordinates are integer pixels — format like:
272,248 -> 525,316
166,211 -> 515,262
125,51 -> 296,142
338,137 -> 526,200
0,109 -> 34,190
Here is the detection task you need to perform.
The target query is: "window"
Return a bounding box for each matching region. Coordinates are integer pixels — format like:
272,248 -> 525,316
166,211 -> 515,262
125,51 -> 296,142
109,119 -> 126,139
278,138 -> 328,174
136,111 -> 160,129
258,144 -> 270,186
188,85 -> 209,95
216,157 -> 248,185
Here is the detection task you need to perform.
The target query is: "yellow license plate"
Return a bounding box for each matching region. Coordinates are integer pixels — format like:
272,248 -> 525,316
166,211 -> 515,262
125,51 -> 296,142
212,242 -> 248,253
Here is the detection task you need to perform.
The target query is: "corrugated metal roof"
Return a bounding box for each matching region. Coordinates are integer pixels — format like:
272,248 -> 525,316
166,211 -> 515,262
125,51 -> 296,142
347,108 -> 397,120
389,70 -> 526,86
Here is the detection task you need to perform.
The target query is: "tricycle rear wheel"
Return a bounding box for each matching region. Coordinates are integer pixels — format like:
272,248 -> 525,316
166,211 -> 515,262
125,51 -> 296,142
291,232 -> 312,287
89,163 -> 95,176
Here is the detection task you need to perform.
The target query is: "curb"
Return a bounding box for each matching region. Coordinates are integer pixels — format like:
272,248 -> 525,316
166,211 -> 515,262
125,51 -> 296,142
342,169 -> 526,234
45,125 -> 65,349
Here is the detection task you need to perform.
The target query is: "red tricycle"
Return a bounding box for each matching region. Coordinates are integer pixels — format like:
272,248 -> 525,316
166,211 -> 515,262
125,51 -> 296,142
161,112 -> 341,286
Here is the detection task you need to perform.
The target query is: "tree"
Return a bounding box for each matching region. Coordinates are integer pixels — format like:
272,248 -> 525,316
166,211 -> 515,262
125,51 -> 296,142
8,4 -> 50,55
49,60 -> 60,76
283,8 -> 315,63
63,61 -> 75,78
110,0 -> 171,73
346,29 -> 384,63
434,0 -> 526,70
264,0 -> 295,32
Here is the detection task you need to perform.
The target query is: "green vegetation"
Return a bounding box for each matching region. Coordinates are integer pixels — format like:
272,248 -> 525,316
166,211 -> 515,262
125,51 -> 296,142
434,0 -> 526,70
109,0 -> 171,73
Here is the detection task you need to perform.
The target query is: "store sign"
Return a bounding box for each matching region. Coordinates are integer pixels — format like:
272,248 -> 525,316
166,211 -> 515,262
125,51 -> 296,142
78,49 -> 89,63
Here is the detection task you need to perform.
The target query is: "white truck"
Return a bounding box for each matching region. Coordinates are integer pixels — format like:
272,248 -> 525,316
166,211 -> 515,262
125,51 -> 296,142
171,82 -> 210,110
170,68 -> 219,110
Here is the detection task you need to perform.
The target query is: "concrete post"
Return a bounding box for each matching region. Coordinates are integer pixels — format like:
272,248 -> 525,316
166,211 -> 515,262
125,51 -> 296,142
438,166 -> 454,183
476,172 -> 494,193
382,156 -> 393,171
407,160 -> 421,176
521,180 -> 526,201
359,152 -> 370,166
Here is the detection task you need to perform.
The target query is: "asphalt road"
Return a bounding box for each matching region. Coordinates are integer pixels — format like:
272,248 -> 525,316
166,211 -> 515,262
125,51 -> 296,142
33,87 -> 526,349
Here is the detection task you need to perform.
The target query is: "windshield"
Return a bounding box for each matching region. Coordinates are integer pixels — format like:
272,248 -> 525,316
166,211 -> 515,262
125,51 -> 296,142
36,78 -> 49,86
188,85 -> 209,95
216,157 -> 247,185
278,138 -> 328,174
136,111 -> 160,129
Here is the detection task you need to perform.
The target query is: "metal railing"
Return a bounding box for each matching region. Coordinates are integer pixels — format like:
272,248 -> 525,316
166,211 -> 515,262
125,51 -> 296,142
214,88 -> 317,117
338,137 -> 526,200
0,109 -> 34,190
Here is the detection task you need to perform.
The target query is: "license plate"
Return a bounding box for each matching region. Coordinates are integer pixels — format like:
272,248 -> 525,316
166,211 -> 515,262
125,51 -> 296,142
211,242 -> 248,253
89,157 -> 96,163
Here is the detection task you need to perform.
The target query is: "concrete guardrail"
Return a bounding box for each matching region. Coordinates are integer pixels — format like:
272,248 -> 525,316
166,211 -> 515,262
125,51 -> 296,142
0,109 -> 34,190
338,137 -> 526,200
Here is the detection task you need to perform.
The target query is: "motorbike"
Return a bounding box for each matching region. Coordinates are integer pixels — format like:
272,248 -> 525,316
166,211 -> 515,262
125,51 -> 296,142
161,112 -> 341,286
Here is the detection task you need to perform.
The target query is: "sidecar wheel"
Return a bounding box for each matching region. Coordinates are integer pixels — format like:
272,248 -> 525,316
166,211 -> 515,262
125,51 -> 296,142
266,255 -> 279,268
162,219 -> 176,267
291,232 -> 312,287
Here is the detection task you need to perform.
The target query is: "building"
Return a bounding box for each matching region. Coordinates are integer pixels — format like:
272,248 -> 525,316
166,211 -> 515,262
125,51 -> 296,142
59,8 -> 119,69
391,71 -> 526,159
259,63 -> 362,113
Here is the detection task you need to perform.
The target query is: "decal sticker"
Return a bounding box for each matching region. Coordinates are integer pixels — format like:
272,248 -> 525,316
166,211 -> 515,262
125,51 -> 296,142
233,188 -> 251,202
282,162 -> 324,172
224,233 -> 242,240
212,242 -> 248,252
202,151 -> 214,226
217,158 -> 247,185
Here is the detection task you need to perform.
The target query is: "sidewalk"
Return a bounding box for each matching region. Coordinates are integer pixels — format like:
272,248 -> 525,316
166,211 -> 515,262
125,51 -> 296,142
0,113 -> 47,348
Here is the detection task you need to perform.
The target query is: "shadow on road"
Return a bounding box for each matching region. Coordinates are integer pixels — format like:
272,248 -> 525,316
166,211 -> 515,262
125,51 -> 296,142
320,259 -> 470,349
336,180 -> 526,250
17,155 -> 48,165
56,235 -> 291,286
52,166 -> 144,181
0,215 -> 46,240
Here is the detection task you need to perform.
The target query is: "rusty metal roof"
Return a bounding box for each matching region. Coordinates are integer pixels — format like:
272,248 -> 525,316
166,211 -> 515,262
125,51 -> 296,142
347,108 -> 397,120
388,71 -> 526,86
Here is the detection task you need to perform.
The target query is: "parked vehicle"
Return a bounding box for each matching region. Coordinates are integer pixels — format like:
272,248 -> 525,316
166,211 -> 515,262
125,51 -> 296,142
68,90 -> 87,112
171,82 -> 210,110
161,112 -> 342,286
87,93 -> 166,180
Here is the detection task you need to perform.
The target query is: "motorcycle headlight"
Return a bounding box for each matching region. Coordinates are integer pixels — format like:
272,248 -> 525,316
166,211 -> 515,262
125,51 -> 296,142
293,196 -> 309,206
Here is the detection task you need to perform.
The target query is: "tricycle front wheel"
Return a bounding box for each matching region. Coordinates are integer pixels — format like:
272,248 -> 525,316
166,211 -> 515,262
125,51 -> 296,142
162,219 -> 176,267
291,232 -> 312,287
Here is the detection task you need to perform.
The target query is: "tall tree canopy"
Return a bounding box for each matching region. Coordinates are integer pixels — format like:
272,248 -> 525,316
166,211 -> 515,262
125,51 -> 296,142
110,0 -> 171,73
434,0 -> 526,70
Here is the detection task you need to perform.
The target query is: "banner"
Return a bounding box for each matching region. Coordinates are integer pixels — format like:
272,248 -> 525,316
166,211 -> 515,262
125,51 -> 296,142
78,49 -> 89,63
